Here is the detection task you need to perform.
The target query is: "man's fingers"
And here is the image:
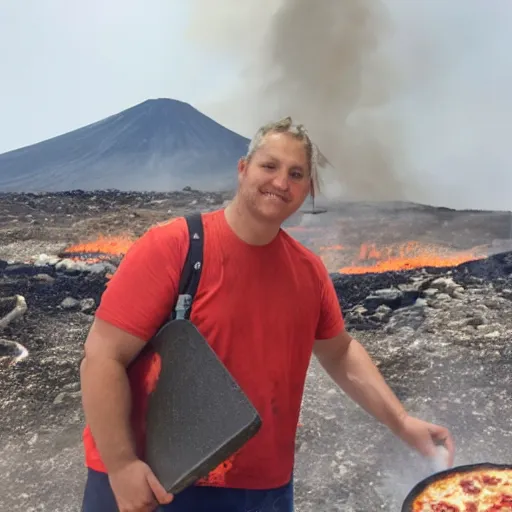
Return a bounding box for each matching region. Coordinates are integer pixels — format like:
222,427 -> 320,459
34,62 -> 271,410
441,433 -> 455,467
429,425 -> 455,467
146,471 -> 174,505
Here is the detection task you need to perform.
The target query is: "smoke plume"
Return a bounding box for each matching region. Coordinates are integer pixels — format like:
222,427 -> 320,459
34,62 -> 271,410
188,0 -> 411,202
187,0 -> 512,210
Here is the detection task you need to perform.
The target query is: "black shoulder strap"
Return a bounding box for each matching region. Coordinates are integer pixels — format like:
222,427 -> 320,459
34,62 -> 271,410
171,213 -> 204,321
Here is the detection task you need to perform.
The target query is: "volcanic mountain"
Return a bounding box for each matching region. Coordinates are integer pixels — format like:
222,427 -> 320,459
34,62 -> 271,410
0,98 -> 250,193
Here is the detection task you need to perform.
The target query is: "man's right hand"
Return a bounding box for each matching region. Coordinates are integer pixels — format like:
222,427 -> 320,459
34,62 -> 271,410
108,459 -> 174,512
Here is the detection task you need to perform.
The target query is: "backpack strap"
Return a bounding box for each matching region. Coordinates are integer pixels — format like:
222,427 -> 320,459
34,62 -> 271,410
172,213 -> 204,321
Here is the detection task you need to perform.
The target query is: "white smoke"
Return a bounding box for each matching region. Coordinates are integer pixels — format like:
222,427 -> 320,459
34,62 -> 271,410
187,0 -> 512,211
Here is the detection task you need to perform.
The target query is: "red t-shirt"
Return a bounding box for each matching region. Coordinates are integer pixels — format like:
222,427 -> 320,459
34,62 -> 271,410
83,209 -> 344,490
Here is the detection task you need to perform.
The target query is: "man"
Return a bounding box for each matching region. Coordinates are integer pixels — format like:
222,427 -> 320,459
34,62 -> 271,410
80,117 -> 455,512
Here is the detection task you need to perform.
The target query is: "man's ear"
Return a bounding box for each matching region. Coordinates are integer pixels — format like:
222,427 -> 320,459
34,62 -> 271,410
237,157 -> 247,176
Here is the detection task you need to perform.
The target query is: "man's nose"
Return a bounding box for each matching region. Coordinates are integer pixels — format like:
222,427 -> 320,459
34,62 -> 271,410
272,170 -> 290,190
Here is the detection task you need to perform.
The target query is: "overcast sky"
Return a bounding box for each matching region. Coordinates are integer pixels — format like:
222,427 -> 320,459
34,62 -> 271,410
1,1 -> 511,210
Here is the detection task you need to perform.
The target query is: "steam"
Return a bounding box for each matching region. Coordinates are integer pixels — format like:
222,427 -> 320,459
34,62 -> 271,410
377,430 -> 509,507
187,0 -> 512,211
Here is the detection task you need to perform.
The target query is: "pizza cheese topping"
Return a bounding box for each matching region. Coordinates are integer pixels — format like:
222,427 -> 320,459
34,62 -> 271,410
411,468 -> 512,512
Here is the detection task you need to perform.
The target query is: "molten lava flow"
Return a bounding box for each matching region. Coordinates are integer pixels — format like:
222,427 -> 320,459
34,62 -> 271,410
337,241 -> 486,274
62,230 -> 486,277
61,235 -> 136,265
64,234 -> 135,256
60,235 -> 136,280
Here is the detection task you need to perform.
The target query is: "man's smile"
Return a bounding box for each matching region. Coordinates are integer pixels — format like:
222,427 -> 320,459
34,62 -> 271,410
261,190 -> 289,203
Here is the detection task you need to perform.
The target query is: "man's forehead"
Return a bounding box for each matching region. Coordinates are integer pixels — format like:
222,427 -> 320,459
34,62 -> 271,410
259,147 -> 307,168
257,136 -> 307,163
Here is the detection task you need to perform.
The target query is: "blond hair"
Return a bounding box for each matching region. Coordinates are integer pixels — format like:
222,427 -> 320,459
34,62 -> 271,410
245,116 -> 321,196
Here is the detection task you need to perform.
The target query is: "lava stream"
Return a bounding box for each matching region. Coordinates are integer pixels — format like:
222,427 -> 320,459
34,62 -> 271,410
62,235 -> 487,275
338,241 -> 486,274
62,235 -> 135,261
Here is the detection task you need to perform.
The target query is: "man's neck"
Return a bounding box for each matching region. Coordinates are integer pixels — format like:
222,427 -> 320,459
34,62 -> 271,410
224,197 -> 281,246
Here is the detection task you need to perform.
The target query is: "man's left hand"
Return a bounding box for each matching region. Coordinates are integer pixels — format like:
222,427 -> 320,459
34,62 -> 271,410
396,415 -> 455,467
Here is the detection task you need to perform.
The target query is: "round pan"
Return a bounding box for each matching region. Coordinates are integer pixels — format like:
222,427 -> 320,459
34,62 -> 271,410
401,462 -> 512,511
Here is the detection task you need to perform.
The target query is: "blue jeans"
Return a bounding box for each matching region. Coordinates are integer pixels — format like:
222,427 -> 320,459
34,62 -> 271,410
82,469 -> 294,512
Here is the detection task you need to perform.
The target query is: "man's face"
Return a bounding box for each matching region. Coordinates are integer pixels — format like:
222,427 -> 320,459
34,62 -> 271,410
237,132 -> 311,224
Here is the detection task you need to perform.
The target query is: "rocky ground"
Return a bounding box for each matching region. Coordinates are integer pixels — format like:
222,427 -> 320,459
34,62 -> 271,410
0,189 -> 232,263
298,258 -> 512,511
1,191 -> 512,511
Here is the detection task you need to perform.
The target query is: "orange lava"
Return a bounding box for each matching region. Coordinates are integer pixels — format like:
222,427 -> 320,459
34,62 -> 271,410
64,232 -> 487,276
337,241 -> 486,274
64,234 -> 135,255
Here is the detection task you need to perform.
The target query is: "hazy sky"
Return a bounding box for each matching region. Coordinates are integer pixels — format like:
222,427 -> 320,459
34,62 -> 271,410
0,0 -> 240,152
1,0 -> 511,210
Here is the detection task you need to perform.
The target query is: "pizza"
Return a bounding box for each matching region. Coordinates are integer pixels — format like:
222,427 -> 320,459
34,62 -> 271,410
410,467 -> 512,511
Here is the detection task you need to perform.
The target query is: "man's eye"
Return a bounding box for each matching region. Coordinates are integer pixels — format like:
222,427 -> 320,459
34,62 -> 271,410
263,163 -> 275,169
291,171 -> 304,179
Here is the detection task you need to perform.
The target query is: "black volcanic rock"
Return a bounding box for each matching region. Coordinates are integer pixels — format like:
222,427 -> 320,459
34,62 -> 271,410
0,98 -> 249,193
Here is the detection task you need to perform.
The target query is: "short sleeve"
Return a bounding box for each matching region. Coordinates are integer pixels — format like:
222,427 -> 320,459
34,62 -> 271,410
95,217 -> 189,341
315,261 -> 345,340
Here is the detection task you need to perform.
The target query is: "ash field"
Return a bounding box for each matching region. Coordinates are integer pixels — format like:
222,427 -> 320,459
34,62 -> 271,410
1,189 -> 512,512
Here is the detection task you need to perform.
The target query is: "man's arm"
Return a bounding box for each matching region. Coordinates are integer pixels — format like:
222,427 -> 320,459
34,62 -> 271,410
80,317 -> 147,473
313,329 -> 408,435
312,259 -> 454,464
79,219 -> 188,473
